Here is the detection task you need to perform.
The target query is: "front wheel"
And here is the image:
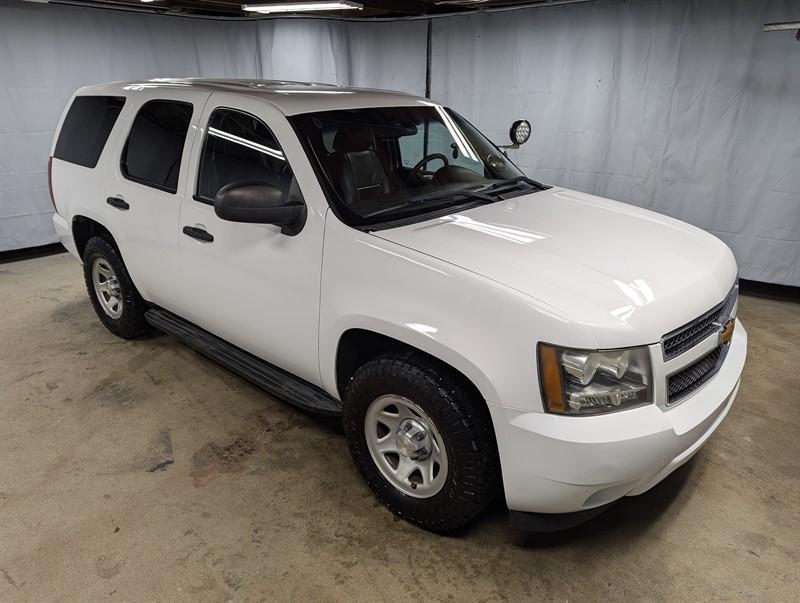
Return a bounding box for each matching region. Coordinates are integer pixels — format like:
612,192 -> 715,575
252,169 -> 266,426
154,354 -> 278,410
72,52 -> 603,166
343,352 -> 500,533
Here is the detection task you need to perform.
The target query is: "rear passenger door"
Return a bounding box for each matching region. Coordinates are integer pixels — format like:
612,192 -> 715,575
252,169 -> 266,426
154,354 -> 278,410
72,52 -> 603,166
177,93 -> 324,386
106,96 -> 199,310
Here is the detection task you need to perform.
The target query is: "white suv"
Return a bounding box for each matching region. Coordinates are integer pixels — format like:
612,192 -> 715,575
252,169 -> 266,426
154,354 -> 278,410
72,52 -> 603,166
49,79 -> 746,532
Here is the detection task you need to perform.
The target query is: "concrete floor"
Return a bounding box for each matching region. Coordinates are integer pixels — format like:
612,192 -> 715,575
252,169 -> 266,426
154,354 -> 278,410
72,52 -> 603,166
1,252 -> 798,601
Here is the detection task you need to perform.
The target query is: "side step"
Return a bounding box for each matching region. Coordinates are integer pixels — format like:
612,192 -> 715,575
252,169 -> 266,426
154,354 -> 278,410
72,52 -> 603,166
144,308 -> 342,417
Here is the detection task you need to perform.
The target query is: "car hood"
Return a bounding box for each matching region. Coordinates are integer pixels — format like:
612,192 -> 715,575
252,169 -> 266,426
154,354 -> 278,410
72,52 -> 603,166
372,187 -> 738,347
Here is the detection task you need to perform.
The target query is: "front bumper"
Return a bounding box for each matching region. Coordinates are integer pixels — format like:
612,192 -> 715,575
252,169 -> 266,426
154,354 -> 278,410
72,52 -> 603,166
490,319 -> 747,514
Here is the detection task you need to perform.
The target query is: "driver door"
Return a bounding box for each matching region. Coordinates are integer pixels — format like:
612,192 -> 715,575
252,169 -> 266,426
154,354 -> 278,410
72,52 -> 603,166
176,93 -> 324,386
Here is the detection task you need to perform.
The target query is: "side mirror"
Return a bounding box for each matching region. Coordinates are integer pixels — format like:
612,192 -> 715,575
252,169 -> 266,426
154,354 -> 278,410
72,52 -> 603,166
214,182 -> 306,236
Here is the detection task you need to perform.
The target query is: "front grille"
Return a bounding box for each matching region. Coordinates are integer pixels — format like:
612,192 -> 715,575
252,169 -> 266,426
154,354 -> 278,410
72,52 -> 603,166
667,346 -> 724,403
662,283 -> 738,360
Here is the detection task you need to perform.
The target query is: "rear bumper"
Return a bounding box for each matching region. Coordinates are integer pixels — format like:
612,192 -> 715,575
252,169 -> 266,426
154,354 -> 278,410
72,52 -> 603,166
491,320 -> 747,514
52,213 -> 79,259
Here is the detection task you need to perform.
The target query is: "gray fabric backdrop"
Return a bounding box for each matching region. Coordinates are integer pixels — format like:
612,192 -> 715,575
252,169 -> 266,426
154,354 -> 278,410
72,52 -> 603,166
432,0 -> 800,286
0,1 -> 426,252
1,0 -> 798,286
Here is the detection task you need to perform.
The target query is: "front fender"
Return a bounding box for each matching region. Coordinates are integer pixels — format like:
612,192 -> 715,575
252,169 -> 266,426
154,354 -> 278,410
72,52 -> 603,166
318,216 -> 597,412
322,314 -> 501,404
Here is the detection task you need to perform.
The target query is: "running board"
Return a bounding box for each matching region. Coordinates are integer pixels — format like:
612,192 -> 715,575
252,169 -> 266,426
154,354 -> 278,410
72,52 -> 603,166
144,308 -> 342,417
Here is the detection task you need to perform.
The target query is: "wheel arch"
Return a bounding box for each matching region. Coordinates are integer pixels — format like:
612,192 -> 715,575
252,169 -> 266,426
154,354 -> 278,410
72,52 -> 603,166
333,325 -> 499,408
72,214 -> 118,259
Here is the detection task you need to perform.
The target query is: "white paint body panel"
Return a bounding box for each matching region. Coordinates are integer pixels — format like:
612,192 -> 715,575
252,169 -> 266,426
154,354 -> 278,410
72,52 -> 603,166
373,187 -> 738,349
102,87 -> 210,309
50,79 -> 747,516
175,92 -> 327,385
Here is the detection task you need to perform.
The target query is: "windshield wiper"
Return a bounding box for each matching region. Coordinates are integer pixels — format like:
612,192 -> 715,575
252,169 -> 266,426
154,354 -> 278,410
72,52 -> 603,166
471,176 -> 549,196
363,177 -> 548,222
363,188 -> 495,219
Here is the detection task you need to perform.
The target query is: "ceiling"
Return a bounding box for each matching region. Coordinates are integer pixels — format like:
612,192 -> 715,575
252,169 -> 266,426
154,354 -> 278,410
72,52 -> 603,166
40,0 -> 587,19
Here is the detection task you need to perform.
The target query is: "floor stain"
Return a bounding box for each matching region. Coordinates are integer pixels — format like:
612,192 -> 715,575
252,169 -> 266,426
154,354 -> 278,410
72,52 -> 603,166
189,435 -> 257,486
0,568 -> 23,590
93,381 -> 136,409
147,459 -> 174,473
144,370 -> 162,386
222,570 -> 244,591
186,574 -> 217,594
132,429 -> 174,473
94,555 -> 123,579
50,298 -> 91,324
126,350 -> 160,373
11,369 -> 45,384
187,410 -> 300,487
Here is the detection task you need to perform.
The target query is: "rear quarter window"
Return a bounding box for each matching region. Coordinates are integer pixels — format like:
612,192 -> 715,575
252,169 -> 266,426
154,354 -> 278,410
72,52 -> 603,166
121,100 -> 193,194
53,96 -> 125,168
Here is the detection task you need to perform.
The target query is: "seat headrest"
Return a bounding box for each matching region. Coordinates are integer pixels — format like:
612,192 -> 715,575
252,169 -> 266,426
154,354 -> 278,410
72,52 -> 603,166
333,127 -> 374,153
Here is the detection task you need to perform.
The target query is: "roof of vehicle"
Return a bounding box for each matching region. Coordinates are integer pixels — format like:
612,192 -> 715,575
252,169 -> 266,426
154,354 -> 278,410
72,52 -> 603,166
76,78 -> 432,116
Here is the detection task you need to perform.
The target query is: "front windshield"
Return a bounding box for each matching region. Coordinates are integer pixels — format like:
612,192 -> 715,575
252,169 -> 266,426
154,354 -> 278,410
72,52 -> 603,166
290,105 -> 531,228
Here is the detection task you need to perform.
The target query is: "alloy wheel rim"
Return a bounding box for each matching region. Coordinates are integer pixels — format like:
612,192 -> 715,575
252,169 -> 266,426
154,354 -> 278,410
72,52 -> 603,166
92,258 -> 123,319
364,394 -> 448,498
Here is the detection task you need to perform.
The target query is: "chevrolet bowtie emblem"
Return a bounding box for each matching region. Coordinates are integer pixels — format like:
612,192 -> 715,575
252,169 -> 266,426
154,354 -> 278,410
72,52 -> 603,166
718,318 -> 735,346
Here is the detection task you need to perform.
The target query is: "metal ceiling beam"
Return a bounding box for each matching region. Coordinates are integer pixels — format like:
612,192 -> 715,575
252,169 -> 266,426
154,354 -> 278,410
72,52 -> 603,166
360,1 -> 437,16
48,0 -> 594,20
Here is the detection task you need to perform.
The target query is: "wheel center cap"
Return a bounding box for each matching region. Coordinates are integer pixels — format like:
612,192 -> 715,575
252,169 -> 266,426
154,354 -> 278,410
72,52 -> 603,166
395,418 -> 432,460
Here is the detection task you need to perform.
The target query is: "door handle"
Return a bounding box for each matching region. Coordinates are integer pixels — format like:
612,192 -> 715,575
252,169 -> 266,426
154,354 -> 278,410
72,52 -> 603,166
106,196 -> 129,210
182,226 -> 214,243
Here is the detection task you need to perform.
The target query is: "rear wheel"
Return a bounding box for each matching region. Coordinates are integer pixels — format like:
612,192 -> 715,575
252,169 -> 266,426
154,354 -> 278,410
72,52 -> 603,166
343,352 -> 499,533
82,236 -> 149,339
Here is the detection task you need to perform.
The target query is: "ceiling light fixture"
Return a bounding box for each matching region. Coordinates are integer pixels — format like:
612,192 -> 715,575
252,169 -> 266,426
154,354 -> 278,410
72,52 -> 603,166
242,1 -> 362,14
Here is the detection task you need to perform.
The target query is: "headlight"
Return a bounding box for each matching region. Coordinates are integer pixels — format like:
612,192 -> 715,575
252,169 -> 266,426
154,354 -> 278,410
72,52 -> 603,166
538,343 -> 652,415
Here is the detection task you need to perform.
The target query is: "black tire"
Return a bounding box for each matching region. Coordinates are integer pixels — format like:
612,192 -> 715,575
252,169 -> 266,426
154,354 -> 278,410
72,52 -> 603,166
343,351 -> 500,533
82,236 -> 149,339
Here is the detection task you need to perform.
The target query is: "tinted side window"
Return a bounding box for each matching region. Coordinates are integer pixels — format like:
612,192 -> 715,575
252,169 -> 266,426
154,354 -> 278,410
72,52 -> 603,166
54,96 -> 125,168
196,108 -> 299,203
121,100 -> 193,194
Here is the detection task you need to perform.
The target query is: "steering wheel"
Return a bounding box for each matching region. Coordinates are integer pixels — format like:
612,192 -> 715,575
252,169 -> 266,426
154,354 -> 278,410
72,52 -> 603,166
411,153 -> 450,180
